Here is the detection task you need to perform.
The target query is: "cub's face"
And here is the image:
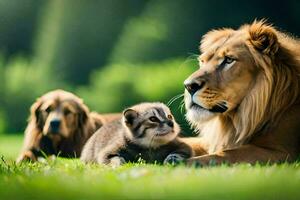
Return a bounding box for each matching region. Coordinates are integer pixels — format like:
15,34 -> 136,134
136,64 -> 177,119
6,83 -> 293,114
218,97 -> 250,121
123,103 -> 180,148
184,29 -> 259,124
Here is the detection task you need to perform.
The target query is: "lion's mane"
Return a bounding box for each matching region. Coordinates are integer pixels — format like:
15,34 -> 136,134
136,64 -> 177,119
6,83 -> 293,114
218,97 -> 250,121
196,20 -> 300,153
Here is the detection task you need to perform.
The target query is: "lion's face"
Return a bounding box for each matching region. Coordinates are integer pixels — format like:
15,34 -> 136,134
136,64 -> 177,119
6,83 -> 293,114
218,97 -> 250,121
32,90 -> 89,139
184,29 -> 259,123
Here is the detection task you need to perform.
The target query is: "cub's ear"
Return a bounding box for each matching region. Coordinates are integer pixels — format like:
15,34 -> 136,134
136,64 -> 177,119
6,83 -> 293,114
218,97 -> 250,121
248,20 -> 279,55
123,109 -> 138,126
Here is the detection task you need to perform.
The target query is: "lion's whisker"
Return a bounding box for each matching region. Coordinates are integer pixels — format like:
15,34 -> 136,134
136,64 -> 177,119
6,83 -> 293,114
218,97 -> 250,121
179,99 -> 186,114
186,53 -> 199,60
216,102 -> 227,108
178,54 -> 199,69
167,94 -> 184,106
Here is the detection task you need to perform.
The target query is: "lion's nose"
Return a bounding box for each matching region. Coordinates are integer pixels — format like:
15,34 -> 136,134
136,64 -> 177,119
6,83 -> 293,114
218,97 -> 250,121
184,80 -> 205,96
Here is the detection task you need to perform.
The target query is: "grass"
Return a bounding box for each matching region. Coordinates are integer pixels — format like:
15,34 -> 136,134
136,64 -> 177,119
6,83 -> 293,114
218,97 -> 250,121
0,134 -> 300,200
0,134 -> 23,159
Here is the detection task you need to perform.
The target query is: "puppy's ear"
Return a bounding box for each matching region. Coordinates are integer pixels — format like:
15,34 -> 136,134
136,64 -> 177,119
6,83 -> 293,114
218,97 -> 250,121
123,109 -> 138,126
30,98 -> 43,129
248,20 -> 279,55
89,112 -> 105,130
77,102 -> 90,128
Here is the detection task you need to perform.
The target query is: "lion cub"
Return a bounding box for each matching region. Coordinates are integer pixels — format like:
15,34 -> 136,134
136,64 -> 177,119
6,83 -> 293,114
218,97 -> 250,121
80,102 -> 193,167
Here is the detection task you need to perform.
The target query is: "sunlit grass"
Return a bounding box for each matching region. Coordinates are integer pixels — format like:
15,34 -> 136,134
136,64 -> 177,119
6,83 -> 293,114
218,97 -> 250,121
0,134 -> 23,160
0,135 -> 300,200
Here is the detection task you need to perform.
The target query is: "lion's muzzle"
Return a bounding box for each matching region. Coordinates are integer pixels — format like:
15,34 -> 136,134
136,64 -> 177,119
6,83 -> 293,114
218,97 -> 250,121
184,78 -> 228,113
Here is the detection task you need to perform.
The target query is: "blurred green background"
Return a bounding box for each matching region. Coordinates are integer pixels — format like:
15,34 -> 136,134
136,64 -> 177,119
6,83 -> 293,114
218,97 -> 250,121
0,0 -> 299,135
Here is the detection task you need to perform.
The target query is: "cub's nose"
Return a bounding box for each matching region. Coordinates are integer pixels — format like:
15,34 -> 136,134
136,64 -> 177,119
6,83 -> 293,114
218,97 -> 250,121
184,80 -> 205,96
166,120 -> 174,128
50,119 -> 61,133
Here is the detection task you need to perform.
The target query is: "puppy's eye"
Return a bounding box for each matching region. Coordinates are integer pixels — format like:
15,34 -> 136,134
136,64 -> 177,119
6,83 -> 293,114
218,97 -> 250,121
149,116 -> 159,122
45,107 -> 52,113
167,114 -> 173,120
64,109 -> 71,115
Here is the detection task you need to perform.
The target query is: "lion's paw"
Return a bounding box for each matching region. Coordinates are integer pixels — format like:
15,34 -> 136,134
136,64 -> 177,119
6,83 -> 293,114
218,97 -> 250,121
164,153 -> 185,165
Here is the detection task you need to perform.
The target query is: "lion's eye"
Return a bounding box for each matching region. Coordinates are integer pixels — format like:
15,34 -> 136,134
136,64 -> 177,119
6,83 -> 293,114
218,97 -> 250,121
149,116 -> 159,122
224,56 -> 234,64
220,56 -> 236,71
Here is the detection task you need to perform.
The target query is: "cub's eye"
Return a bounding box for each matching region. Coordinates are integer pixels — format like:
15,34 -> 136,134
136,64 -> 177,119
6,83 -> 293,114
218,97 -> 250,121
149,116 -> 159,122
64,109 -> 71,116
167,114 -> 173,120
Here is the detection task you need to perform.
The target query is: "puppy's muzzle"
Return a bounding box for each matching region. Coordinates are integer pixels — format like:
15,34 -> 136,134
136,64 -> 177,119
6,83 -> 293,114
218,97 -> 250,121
49,119 -> 61,134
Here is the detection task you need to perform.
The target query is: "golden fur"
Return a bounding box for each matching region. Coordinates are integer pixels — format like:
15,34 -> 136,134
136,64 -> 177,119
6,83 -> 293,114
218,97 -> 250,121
183,20 -> 300,166
17,90 -> 121,162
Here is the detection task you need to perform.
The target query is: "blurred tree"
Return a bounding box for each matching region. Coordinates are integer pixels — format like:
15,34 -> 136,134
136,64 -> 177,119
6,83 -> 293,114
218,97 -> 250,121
33,0 -> 149,85
0,0 -> 44,57
110,0 -> 300,64
0,57 -> 64,133
0,57 -> 5,133
0,0 -> 299,134
289,0 -> 300,35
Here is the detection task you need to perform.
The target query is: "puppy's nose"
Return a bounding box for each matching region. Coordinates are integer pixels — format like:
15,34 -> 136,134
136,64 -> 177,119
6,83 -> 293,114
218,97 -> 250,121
184,80 -> 205,96
166,120 -> 174,128
50,119 -> 60,133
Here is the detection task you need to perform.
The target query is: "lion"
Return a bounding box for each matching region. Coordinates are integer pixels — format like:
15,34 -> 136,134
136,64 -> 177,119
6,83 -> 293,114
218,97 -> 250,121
183,20 -> 300,166
17,89 -> 121,163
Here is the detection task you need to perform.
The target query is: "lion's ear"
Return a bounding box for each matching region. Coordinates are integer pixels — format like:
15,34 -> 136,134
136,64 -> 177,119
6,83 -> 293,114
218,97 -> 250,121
248,20 -> 279,55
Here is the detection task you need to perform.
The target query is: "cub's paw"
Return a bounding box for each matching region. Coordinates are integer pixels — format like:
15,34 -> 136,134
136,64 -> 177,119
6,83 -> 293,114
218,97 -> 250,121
164,154 -> 185,166
109,156 -> 126,168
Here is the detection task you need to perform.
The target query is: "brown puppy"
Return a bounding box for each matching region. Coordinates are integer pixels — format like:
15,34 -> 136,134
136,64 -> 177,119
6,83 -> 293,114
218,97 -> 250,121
17,89 -> 121,162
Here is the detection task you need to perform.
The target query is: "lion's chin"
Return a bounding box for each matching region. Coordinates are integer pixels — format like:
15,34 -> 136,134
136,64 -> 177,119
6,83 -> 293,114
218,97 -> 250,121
186,104 -> 217,124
